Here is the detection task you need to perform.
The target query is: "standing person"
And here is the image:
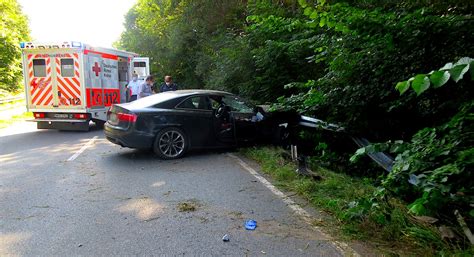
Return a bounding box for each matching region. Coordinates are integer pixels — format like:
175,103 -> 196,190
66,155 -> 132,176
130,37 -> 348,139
159,75 -> 178,92
127,74 -> 140,101
138,75 -> 155,99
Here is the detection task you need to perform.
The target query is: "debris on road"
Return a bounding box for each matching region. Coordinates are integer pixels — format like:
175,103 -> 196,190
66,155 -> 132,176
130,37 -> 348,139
245,219 -> 257,230
114,196 -> 132,201
32,205 -> 50,208
143,216 -> 160,222
177,200 -> 198,212
222,234 -> 230,242
197,216 -> 209,223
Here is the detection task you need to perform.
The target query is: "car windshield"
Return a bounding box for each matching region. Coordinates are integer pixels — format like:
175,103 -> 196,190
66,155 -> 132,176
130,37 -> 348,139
122,92 -> 180,108
221,95 -> 254,113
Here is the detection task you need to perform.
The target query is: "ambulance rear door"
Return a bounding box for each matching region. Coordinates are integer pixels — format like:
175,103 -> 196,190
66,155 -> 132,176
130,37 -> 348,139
131,57 -> 150,80
25,53 -> 54,110
53,52 -> 85,108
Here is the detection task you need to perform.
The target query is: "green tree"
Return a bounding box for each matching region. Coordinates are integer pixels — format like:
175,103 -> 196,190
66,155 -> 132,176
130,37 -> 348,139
0,0 -> 30,93
116,0 -> 247,88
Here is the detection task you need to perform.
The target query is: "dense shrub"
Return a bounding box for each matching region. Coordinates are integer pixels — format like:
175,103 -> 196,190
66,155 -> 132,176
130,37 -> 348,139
0,0 -> 30,92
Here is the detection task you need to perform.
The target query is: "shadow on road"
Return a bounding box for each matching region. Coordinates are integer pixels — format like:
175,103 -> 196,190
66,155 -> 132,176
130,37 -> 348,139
113,147 -> 237,162
0,121 -> 103,139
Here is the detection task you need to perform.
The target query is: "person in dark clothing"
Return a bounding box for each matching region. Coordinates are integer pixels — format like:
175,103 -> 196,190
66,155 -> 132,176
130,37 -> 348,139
159,75 -> 178,92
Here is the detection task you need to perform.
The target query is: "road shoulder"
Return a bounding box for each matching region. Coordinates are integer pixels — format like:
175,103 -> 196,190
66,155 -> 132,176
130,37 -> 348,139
231,152 -> 379,257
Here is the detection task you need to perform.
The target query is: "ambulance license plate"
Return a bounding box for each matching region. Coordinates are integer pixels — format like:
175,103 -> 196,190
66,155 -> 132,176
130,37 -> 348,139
54,114 -> 69,119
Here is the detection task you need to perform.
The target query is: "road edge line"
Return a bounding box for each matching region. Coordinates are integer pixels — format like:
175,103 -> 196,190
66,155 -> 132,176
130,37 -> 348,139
227,153 -> 360,257
67,136 -> 98,162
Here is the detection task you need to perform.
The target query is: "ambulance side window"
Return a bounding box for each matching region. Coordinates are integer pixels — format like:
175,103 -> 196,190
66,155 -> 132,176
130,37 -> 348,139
60,59 -> 74,77
133,62 -> 147,77
133,62 -> 146,67
33,59 -> 46,77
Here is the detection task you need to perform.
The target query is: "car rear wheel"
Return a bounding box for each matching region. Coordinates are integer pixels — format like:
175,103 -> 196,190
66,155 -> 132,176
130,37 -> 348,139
153,127 -> 187,159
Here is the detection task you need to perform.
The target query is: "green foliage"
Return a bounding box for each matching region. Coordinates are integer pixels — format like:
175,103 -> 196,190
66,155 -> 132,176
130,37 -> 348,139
351,102 -> 474,240
385,103 -> 473,217
117,0 -> 249,88
278,1 -> 474,140
0,110 -> 31,129
0,0 -> 30,92
374,57 -> 474,228
396,57 -> 473,95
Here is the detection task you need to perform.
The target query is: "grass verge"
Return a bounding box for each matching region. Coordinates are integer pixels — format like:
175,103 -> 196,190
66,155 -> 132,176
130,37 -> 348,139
0,111 -> 32,129
240,146 -> 474,256
0,99 -> 25,110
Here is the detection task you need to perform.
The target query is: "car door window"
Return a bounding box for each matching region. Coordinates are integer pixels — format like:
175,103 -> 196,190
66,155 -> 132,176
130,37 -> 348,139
176,96 -> 211,110
209,97 -> 221,110
222,96 -> 254,113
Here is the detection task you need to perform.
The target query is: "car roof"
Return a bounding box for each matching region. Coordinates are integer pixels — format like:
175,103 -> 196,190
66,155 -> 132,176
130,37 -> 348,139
163,89 -> 234,96
117,89 -> 234,109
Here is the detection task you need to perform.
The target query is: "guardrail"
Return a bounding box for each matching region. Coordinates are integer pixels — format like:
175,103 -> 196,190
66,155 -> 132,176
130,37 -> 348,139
0,96 -> 24,105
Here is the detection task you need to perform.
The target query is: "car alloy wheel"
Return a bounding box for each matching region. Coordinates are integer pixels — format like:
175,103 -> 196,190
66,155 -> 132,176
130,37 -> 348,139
154,127 -> 187,159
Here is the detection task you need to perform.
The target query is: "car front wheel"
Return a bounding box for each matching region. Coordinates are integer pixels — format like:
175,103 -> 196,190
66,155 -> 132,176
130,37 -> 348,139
153,127 -> 187,159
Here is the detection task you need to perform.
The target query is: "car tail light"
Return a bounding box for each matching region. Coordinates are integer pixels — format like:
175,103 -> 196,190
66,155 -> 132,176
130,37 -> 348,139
116,113 -> 137,123
73,113 -> 88,119
34,112 -> 45,118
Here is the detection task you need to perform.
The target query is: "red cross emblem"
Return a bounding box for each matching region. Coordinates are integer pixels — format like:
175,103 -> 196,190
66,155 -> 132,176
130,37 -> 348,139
31,79 -> 45,89
92,62 -> 101,76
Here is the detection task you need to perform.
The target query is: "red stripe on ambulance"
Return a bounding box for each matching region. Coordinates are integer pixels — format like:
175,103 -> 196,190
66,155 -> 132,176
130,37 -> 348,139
35,82 -> 52,106
57,78 -> 75,97
84,49 -> 118,60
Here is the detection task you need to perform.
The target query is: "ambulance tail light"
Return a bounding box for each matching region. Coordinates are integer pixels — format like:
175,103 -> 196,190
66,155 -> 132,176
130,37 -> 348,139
73,113 -> 88,119
34,112 -> 45,118
116,113 -> 137,123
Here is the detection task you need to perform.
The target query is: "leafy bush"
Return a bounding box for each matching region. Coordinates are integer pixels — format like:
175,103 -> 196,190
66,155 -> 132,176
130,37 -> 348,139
278,1 -> 474,140
350,60 -> 474,246
382,102 -> 473,218
0,0 -> 30,93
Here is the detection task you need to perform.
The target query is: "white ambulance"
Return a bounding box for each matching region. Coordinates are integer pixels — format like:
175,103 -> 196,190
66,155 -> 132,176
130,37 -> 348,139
20,41 -> 149,131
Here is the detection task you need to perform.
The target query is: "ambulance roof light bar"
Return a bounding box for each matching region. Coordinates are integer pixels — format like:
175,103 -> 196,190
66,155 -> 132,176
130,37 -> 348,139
71,41 -> 82,48
20,41 -> 83,49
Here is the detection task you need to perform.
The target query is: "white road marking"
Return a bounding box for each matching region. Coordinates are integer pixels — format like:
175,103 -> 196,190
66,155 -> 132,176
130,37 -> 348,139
227,153 -> 360,257
67,136 -> 98,162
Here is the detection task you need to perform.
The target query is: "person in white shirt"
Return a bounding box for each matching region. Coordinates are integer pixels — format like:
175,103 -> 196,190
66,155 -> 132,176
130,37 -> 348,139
127,74 -> 141,101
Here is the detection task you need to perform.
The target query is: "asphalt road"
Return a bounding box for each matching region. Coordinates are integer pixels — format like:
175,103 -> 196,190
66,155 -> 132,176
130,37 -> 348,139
0,122 -> 361,256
